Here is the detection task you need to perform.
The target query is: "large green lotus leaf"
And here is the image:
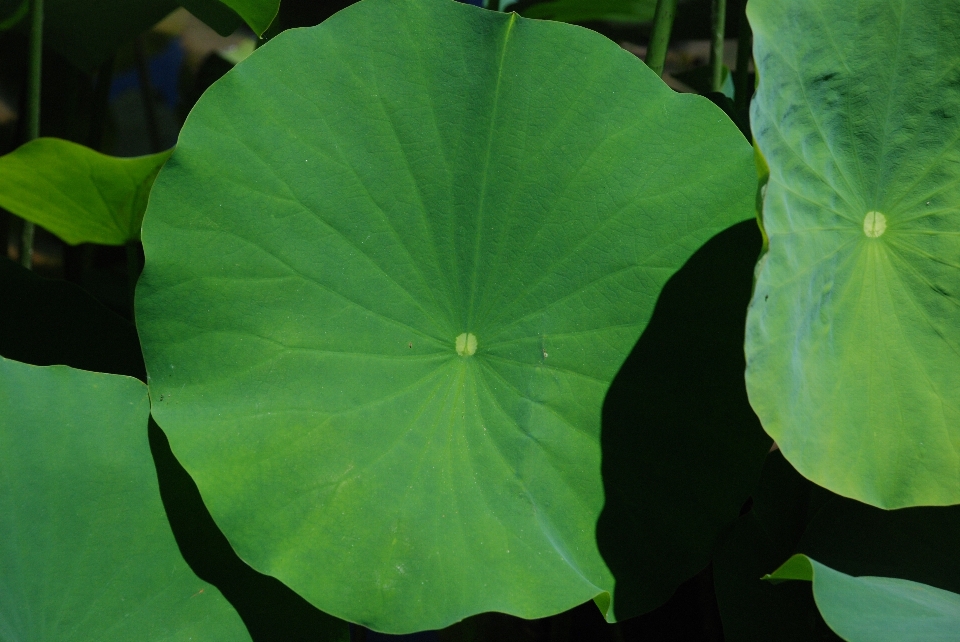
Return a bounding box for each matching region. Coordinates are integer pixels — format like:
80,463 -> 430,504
136,0 -> 754,631
0,357 -> 251,641
767,555 -> 960,642
0,138 -> 172,245
745,0 -> 960,508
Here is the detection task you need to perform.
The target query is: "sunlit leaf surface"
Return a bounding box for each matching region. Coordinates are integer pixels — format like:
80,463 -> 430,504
137,0 -> 754,631
746,0 -> 960,508
0,357 -> 251,641
0,138 -> 171,245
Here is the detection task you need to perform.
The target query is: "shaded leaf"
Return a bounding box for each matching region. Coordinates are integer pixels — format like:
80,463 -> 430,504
0,0 -> 27,30
597,220 -> 770,620
34,0 -> 275,72
218,0 -> 279,35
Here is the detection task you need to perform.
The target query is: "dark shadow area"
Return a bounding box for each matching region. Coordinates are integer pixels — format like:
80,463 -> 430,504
149,418 -> 348,641
597,220 -> 771,621
619,563 -> 725,642
435,567 -> 724,642
713,451 -> 840,642
273,0 -> 362,31
0,255 -> 144,379
801,497 -> 960,594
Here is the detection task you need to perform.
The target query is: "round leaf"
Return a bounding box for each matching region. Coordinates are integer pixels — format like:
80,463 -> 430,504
745,0 -> 960,508
0,358 -> 251,641
136,0 -> 754,631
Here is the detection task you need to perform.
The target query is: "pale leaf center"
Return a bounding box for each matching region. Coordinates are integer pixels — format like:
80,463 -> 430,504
455,333 -> 477,357
863,211 -> 887,238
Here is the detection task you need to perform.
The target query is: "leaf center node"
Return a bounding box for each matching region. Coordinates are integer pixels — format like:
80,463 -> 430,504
455,333 -> 477,357
863,211 -> 887,238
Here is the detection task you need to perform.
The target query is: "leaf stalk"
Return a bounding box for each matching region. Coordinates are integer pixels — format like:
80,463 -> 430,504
20,0 -> 42,269
645,0 -> 678,77
709,0 -> 727,92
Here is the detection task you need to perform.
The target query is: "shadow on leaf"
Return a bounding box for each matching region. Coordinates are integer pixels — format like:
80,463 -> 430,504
598,219 -> 771,621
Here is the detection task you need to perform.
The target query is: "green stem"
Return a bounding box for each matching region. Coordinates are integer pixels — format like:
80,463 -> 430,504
709,0 -> 727,92
645,0 -> 678,78
20,0 -> 42,269
733,0 -> 753,115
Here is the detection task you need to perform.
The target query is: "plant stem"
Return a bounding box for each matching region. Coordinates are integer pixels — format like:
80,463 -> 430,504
733,0 -> 753,115
709,0 -> 727,92
20,0 -> 43,269
134,37 -> 163,154
645,0 -> 678,78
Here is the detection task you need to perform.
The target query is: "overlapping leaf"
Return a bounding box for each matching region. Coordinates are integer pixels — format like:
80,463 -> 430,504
745,0 -> 960,508
0,357 -> 251,641
0,138 -> 171,245
767,555 -> 960,642
136,0 -> 755,631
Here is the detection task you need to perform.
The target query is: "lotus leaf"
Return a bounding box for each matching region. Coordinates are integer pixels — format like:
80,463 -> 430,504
0,357 -> 251,641
745,0 -> 960,508
597,220 -> 771,620
215,0 -> 279,35
0,138 -> 171,245
136,0 -> 754,631
767,555 -> 960,642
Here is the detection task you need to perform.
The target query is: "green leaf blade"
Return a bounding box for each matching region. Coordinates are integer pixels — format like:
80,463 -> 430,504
218,0 -> 279,35
0,358 -> 251,641
0,138 -> 172,246
137,0 -> 755,631
745,0 -> 960,508
767,555 -> 960,642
